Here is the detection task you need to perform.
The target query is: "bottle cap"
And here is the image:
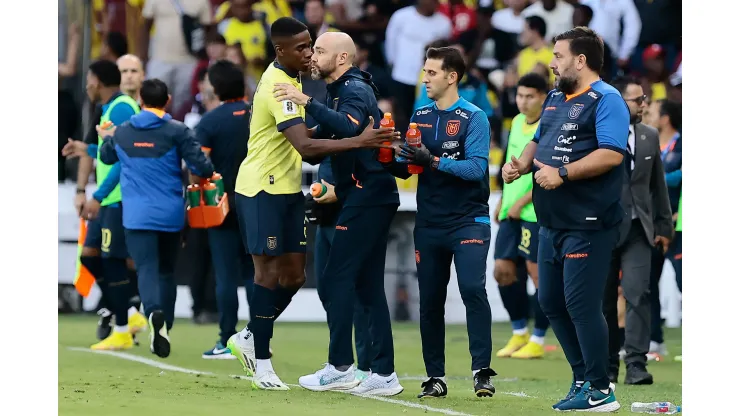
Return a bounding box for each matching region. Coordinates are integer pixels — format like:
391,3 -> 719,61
384,112 -> 392,118
409,122 -> 418,129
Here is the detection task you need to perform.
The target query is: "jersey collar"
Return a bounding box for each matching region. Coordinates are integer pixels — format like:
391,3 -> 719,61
273,61 -> 300,80
433,96 -> 463,113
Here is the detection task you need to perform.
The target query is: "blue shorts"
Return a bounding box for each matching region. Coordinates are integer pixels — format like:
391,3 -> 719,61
83,204 -> 128,259
494,219 -> 539,263
236,191 -> 307,256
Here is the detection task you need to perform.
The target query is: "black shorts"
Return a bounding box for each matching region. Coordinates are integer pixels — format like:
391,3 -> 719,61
494,219 -> 539,263
236,191 -> 307,256
83,204 -> 128,259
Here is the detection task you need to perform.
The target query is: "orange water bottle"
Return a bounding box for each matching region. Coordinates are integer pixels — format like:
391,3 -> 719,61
406,123 -> 424,174
310,182 -> 327,198
377,113 -> 395,163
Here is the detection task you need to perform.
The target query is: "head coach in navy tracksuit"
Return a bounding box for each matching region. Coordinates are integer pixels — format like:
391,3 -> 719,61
273,31 -> 403,395
385,46 -> 497,399
99,79 -> 215,359
502,27 -> 629,412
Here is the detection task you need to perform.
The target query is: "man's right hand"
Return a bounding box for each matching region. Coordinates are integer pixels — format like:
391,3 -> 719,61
62,139 -> 90,159
74,192 -> 86,216
354,116 -> 401,148
314,179 -> 338,204
502,155 -> 525,183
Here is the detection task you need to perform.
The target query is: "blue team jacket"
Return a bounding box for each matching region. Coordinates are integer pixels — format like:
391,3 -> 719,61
100,110 -> 214,232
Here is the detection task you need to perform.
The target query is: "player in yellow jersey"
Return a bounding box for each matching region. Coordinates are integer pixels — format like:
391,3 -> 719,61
227,17 -> 399,391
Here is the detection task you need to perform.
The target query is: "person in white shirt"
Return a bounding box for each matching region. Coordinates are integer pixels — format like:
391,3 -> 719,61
522,0 -> 574,43
580,0 -> 642,69
385,0 -> 452,130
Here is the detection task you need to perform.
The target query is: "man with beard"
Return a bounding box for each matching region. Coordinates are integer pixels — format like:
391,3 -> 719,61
602,76 -> 673,385
273,31 -> 402,396
502,27 -> 629,412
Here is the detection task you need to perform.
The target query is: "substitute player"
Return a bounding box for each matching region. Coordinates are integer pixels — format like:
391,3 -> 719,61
502,27 -> 628,412
386,46 -> 497,398
226,17 -> 400,391
493,73 -> 551,360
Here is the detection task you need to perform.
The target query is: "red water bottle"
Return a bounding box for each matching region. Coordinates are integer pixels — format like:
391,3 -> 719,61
406,123 -> 424,174
377,113 -> 395,163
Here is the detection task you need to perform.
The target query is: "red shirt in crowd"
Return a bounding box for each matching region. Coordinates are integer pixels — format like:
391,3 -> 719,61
438,1 -> 477,39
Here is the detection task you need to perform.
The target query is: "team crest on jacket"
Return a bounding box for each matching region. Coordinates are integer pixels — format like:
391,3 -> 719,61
446,120 -> 460,136
568,103 -> 585,120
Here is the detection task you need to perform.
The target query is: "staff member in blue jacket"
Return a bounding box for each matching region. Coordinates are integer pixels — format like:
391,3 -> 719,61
274,31 -> 403,396
99,79 -> 215,359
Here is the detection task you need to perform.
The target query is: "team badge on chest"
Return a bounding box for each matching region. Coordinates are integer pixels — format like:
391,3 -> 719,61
446,120 -> 460,136
568,103 -> 585,120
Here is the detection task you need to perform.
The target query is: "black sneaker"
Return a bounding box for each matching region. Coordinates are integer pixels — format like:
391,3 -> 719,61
624,362 -> 653,385
473,368 -> 497,397
148,310 -> 171,358
96,308 -> 113,340
417,377 -> 447,398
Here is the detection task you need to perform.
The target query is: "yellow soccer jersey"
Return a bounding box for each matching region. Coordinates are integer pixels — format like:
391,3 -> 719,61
236,62 -> 305,197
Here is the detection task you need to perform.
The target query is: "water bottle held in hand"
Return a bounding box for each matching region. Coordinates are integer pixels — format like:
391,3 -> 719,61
631,402 -> 681,414
377,113 -> 395,163
310,182 -> 327,198
406,122 -> 423,175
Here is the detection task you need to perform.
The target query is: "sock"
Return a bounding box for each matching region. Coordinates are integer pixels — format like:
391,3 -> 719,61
575,380 -> 584,387
600,389 -> 610,394
619,327 -> 626,348
127,268 -> 140,308
102,258 -> 133,327
511,318 -> 528,335
273,284 -> 300,320
114,325 -> 129,333
128,306 -> 139,318
336,365 -> 351,372
530,335 -> 545,345
247,284 -> 276,360
533,327 -> 547,339
256,358 -> 274,375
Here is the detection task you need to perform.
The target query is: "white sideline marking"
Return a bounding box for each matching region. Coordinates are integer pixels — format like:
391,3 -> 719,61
399,376 -> 519,383
68,347 -> 476,416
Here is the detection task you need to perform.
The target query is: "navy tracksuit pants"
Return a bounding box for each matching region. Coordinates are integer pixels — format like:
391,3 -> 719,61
537,226 -> 618,391
415,222 -> 493,377
315,222 -> 372,372
124,229 -> 180,330
208,227 -> 255,346
321,204 -> 397,375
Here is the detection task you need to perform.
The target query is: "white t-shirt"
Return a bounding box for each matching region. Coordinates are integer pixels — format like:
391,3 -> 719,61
522,0 -> 574,43
325,0 -> 365,22
491,7 -> 525,35
143,0 -> 213,63
385,6 -> 453,86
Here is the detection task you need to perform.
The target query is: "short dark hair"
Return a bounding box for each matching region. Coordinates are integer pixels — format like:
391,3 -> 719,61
105,31 -> 128,58
575,4 -> 594,24
659,100 -> 681,130
610,75 -> 640,95
553,26 -> 604,73
140,79 -> 169,108
426,47 -> 467,84
517,73 -> 549,94
88,60 -> 121,87
525,16 -> 547,39
206,32 -> 226,45
426,38 -> 452,53
270,17 -> 308,39
208,60 -> 246,101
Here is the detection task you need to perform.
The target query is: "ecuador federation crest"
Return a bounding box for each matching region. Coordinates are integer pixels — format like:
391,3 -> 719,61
446,120 -> 460,136
568,103 -> 585,120
267,236 -> 277,250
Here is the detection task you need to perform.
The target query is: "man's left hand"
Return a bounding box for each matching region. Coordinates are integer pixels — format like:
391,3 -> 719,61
61,138 -> 90,158
533,159 -> 564,190
654,235 -> 671,253
398,143 -> 433,167
273,83 -> 310,106
81,198 -> 102,220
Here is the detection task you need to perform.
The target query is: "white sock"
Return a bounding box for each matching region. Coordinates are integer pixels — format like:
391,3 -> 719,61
256,359 -> 274,375
600,388 -> 610,394
114,325 -> 129,333
575,380 -> 584,387
513,328 -> 528,336
128,306 -> 138,318
427,376 -> 446,384
530,335 -> 545,345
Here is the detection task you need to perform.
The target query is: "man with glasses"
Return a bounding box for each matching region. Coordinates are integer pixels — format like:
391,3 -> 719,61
602,76 -> 673,385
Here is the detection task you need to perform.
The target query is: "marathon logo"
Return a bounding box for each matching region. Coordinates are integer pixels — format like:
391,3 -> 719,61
565,253 -> 588,259
416,109 -> 433,116
460,239 -> 484,245
561,123 -> 578,131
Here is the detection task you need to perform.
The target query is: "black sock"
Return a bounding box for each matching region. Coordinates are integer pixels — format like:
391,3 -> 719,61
273,284 -> 300,320
619,327 -> 625,348
81,256 -> 107,309
127,268 -> 140,310
102,258 -> 133,327
336,365 -> 351,372
248,284 -> 276,359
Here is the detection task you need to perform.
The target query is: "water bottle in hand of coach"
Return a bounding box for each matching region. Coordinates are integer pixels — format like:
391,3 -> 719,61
187,184 -> 201,207
406,123 -> 424,175
378,113 -> 395,163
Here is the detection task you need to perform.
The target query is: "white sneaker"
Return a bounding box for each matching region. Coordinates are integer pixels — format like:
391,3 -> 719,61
647,341 -> 668,361
299,363 -> 360,391
227,330 -> 256,375
618,349 -> 626,361
252,370 -> 290,391
348,372 -> 404,396
355,369 -> 370,383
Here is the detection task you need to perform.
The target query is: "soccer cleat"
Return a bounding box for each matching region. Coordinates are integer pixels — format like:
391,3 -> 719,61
299,363 -> 360,391
417,377 -> 447,398
96,308 -> 113,340
496,333 -> 529,357
355,369 -> 370,383
91,331 -> 134,351
510,341 -> 545,359
473,368 -> 496,397
227,330 -> 256,375
148,310 -> 170,358
555,381 -> 620,412
202,341 -> 236,360
349,372 -> 404,396
252,370 -> 290,391
128,311 -> 148,335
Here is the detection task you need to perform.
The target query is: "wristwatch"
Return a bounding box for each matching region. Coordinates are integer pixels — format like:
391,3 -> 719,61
430,156 -> 440,169
76,188 -> 86,195
558,166 -> 569,181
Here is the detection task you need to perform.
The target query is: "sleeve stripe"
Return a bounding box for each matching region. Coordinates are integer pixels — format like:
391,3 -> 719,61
277,117 -> 305,132
347,114 -> 360,125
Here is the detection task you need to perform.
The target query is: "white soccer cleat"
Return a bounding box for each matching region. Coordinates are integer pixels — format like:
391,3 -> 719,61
252,370 -> 290,391
348,372 -> 404,396
227,329 -> 256,375
299,363 -> 360,391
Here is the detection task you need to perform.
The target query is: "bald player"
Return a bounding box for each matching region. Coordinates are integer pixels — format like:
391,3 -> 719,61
117,54 -> 145,102
275,31 -> 403,396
